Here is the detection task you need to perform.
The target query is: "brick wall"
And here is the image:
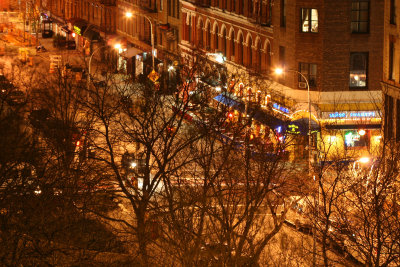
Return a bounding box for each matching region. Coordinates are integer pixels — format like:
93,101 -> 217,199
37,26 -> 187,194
273,0 -> 384,93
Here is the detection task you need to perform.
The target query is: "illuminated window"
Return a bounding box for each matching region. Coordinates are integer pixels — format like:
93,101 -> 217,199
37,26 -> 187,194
344,130 -> 368,148
301,8 -> 318,33
350,52 -> 368,88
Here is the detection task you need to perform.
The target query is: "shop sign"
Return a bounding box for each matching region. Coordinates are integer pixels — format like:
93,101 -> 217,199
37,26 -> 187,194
273,103 -> 290,114
287,124 -> 300,134
148,70 -> 160,83
326,111 -> 378,119
73,26 -> 82,35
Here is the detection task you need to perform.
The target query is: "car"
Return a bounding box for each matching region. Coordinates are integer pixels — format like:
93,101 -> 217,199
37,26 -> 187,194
29,109 -> 51,129
7,90 -> 27,105
0,74 -> 14,94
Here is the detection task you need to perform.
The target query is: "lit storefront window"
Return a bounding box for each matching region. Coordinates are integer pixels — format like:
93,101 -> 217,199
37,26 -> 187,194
344,130 -> 369,148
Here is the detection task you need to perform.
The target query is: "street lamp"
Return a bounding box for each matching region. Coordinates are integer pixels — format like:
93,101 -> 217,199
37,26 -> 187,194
274,68 -> 312,171
274,67 -> 315,265
125,11 -> 155,71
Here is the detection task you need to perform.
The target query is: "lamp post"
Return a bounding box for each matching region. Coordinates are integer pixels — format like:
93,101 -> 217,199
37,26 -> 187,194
87,44 -> 120,90
275,67 -> 315,265
126,12 -> 155,71
274,68 -> 312,171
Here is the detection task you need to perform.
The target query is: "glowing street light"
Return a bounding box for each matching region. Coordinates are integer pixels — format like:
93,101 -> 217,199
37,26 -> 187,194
275,66 -> 315,265
125,12 -> 133,18
358,157 -> 370,164
88,44 -> 120,90
274,67 -> 312,169
125,11 -> 155,70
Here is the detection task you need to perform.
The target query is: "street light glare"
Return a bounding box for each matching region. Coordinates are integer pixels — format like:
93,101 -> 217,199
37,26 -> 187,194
130,162 -> 137,168
215,54 -> 224,63
359,157 -> 370,164
275,68 -> 284,75
126,12 -> 133,18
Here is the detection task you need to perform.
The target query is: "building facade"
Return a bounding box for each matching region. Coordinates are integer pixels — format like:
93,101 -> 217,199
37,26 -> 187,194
180,0 -> 384,162
115,0 -> 181,77
383,0 -> 400,143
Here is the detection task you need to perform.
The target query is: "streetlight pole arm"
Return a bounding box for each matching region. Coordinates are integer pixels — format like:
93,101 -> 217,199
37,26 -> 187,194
142,14 -> 155,71
284,68 -> 314,266
87,45 -> 107,91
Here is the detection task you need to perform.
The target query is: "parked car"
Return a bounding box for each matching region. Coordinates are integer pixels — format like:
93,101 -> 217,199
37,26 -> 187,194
0,74 -> 14,94
7,90 -> 27,105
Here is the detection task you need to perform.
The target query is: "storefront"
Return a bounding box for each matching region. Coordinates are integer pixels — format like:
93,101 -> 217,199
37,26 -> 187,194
320,110 -> 382,160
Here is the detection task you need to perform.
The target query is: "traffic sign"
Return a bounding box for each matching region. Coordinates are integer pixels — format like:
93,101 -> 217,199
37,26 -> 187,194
148,70 -> 159,83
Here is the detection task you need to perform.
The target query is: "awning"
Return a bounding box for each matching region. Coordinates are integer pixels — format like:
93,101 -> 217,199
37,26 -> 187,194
72,19 -> 88,35
83,29 -> 100,41
214,93 -> 286,129
287,118 -> 321,135
121,47 -> 142,58
252,109 -> 285,129
213,93 -> 245,113
61,26 -> 71,34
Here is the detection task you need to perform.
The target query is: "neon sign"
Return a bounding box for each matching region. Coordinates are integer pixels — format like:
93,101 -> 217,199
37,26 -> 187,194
327,111 -> 378,119
287,124 -> 300,134
73,26 -> 81,35
329,112 -> 346,118
349,111 -> 376,118
273,103 -> 290,114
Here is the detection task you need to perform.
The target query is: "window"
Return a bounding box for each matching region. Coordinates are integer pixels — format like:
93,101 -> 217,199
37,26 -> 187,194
385,95 -> 394,140
389,40 -> 395,81
299,63 -> 317,87
281,0 -> 286,27
391,0 -> 396,25
188,16 -> 192,43
214,26 -> 219,51
344,130 -> 369,148
222,29 -> 227,55
397,100 -> 400,141
301,8 -> 318,32
351,0 -> 369,33
168,0 -> 179,18
206,24 -> 211,50
349,52 -> 368,88
279,46 -> 285,68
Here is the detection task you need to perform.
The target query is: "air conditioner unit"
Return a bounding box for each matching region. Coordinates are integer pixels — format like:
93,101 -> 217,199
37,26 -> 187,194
298,82 -> 307,89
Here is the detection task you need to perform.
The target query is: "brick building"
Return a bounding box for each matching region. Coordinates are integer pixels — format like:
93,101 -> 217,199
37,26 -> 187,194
115,0 -> 181,77
180,0 -> 384,161
382,0 -> 400,142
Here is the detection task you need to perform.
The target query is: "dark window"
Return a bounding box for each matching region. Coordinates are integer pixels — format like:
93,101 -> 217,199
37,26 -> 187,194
397,100 -> 400,141
206,24 -> 211,50
299,63 -> 317,87
222,29 -> 227,55
230,32 -> 235,59
214,26 -> 219,51
188,16 -> 192,43
389,40 -> 395,81
168,0 -> 179,18
349,52 -> 368,88
391,0 -> 396,25
351,0 -> 369,33
301,8 -> 318,32
279,46 -> 285,68
385,95 -> 394,140
281,0 -> 286,27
